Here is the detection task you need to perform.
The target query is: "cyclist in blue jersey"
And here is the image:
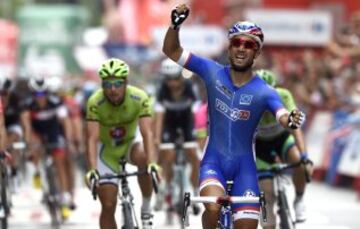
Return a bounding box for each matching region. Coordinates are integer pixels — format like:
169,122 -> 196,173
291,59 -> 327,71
162,4 -> 306,229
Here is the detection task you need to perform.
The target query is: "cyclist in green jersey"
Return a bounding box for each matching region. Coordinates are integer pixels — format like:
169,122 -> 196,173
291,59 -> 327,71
85,58 -> 159,229
255,69 -> 313,228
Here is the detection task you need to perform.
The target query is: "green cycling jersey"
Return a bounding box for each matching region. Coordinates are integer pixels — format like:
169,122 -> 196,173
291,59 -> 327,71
86,85 -> 152,171
257,87 -> 297,139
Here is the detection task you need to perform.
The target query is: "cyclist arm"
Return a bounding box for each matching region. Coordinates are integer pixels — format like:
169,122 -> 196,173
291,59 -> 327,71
162,17 -> 183,62
86,121 -> 99,170
139,116 -> 156,163
291,128 -> 306,153
154,85 -> 165,147
267,88 -> 304,131
57,105 -> 74,150
20,110 -> 32,146
154,109 -> 164,148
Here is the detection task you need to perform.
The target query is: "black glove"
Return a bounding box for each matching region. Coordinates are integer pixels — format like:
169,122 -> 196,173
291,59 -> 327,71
288,109 -> 305,129
171,5 -> 190,30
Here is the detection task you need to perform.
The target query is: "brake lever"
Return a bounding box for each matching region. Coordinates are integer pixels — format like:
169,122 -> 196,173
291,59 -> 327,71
182,192 -> 191,227
91,178 -> 97,200
150,168 -> 159,194
260,191 -> 267,222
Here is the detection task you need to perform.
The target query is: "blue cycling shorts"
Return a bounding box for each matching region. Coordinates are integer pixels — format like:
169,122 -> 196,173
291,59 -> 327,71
199,150 -> 260,213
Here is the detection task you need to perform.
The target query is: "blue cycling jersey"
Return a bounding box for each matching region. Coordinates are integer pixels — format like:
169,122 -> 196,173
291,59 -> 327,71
182,52 -> 285,161
179,52 -> 287,214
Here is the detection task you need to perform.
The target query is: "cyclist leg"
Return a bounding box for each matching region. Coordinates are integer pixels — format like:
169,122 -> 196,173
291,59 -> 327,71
128,131 -> 154,228
127,129 -> 153,211
199,162 -> 226,229
159,128 -> 176,188
29,133 -> 42,189
255,137 -> 279,229
6,125 -> 23,183
97,149 -> 121,229
97,184 -> 118,229
64,149 -> 76,209
183,122 -> 200,191
158,128 -> 177,210
281,136 -> 308,221
232,154 -> 260,229
158,145 -> 176,191
258,178 -> 276,229
48,135 -> 71,208
285,145 -> 306,196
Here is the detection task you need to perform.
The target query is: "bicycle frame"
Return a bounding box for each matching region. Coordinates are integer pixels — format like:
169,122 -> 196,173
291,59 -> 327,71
0,151 -> 12,229
92,158 -> 159,229
41,147 -> 62,228
257,159 -> 312,229
173,128 -> 187,228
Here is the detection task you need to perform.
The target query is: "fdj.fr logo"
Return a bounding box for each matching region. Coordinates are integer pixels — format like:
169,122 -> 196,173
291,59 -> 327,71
109,127 -> 126,139
216,99 -> 250,121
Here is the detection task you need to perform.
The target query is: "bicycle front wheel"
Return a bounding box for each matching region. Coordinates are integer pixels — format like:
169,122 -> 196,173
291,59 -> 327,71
45,163 -> 62,227
122,201 -> 135,229
278,190 -> 295,229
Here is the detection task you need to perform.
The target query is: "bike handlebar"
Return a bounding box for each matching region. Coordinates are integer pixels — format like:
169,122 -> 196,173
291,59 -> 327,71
182,192 -> 267,227
90,166 -> 160,200
257,158 -> 313,183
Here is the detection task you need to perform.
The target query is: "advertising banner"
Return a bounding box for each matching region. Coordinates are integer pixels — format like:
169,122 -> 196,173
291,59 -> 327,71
152,26 -> 226,57
16,5 -> 88,77
0,20 -> 18,77
338,129 -> 360,177
245,9 -> 333,46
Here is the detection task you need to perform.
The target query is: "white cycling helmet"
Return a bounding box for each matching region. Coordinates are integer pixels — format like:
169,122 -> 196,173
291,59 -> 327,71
228,21 -> 264,48
47,76 -> 63,93
160,58 -> 183,79
28,76 -> 48,92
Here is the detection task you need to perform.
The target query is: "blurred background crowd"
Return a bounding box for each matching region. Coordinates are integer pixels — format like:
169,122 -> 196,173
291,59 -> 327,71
1,0 -> 360,197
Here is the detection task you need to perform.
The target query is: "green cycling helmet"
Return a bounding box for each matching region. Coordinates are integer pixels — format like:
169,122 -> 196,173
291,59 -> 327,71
256,69 -> 277,87
98,58 -> 130,79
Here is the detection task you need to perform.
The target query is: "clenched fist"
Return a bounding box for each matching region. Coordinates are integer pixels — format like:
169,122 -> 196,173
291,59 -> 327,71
171,4 -> 190,30
288,109 -> 306,129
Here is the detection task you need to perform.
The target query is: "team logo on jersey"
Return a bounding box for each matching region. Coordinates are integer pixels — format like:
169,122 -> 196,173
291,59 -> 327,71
206,169 -> 217,175
215,80 -> 233,99
243,189 -> 256,197
239,94 -> 253,105
130,94 -> 141,101
216,99 -> 250,121
109,126 -> 126,139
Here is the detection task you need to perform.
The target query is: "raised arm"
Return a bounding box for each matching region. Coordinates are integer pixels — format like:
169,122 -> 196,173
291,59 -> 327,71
162,4 -> 190,62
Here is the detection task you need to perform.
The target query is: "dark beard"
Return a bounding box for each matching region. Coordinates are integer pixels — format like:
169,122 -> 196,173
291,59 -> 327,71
230,58 -> 254,72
